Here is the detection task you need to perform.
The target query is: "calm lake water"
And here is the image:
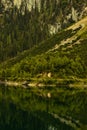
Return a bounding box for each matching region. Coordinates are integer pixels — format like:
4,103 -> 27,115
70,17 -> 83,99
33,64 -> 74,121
0,84 -> 87,130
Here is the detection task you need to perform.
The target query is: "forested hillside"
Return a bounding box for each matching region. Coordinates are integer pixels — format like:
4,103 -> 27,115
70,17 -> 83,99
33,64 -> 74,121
0,16 -> 87,81
0,0 -> 87,61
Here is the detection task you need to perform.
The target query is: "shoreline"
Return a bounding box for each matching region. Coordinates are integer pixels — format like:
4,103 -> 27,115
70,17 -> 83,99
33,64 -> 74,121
0,78 -> 87,89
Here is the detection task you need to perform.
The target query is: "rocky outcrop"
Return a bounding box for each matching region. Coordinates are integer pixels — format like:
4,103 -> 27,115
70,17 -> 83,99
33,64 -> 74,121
1,0 -> 87,34
49,5 -> 87,34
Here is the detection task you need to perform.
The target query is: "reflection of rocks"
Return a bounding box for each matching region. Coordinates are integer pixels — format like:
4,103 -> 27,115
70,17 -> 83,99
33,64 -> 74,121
47,92 -> 51,98
50,113 -> 81,129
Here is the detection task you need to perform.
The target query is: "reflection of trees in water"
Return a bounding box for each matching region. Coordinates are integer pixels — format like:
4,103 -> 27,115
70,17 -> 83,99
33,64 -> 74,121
0,84 -> 87,130
46,98 -> 49,112
46,92 -> 51,113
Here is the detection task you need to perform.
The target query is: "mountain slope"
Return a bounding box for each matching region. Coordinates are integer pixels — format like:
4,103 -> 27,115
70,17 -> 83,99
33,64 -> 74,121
0,17 -> 87,81
0,0 -> 87,62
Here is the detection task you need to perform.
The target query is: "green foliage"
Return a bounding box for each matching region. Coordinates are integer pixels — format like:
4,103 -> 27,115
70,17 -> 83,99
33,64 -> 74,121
0,49 -> 86,80
0,21 -> 87,80
0,1 -> 87,80
0,0 -> 87,62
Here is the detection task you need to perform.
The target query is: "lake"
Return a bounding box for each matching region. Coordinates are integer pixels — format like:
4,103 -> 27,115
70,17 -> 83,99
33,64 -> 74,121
0,84 -> 87,130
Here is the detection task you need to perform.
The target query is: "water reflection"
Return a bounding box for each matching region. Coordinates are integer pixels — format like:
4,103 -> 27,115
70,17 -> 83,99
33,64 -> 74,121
0,84 -> 87,130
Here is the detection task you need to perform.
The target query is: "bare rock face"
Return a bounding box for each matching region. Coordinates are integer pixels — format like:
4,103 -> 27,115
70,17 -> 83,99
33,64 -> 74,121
1,0 -> 87,34
50,5 -> 87,33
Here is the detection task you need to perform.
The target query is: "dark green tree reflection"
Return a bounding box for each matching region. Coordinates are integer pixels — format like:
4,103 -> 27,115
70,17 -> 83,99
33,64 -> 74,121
0,84 -> 87,130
